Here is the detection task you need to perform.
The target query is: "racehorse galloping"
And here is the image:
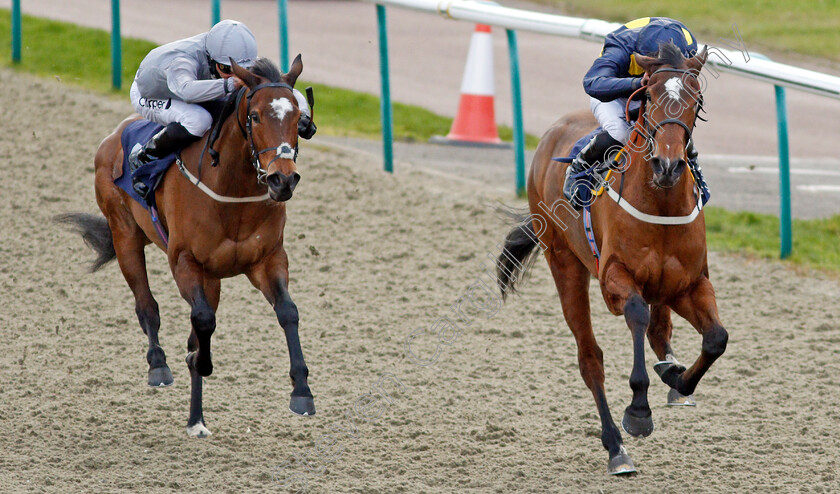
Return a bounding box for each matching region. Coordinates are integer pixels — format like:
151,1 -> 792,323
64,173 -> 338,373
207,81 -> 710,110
58,56 -> 315,437
497,45 -> 728,474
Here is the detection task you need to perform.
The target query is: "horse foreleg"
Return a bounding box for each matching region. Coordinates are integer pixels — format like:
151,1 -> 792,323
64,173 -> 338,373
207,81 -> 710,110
109,217 -> 173,387
247,248 -> 315,416
664,277 -> 729,397
171,252 -> 217,437
647,306 -> 695,406
547,250 -> 633,475
601,263 -> 653,438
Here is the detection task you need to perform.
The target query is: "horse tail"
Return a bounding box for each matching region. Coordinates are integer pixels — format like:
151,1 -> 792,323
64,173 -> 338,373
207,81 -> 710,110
496,206 -> 541,300
54,213 -> 116,272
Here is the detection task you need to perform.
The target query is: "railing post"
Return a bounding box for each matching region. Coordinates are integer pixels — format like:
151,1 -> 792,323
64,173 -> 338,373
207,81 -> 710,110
277,0 -> 290,72
506,29 -> 526,197
111,0 -> 121,90
11,0 -> 21,63
376,4 -> 394,173
211,0 -> 221,26
774,85 -> 792,258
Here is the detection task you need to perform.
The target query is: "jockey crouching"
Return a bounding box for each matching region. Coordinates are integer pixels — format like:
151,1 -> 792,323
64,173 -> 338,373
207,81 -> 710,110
128,19 -> 315,200
563,17 -> 710,209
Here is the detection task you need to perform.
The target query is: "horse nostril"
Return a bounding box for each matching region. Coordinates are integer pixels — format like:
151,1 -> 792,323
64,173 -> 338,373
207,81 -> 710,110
650,156 -> 664,174
267,173 -> 283,189
290,172 -> 301,189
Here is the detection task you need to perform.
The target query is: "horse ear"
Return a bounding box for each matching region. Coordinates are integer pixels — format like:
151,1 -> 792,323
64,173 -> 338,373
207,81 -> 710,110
633,53 -> 661,74
283,54 -> 303,87
230,59 -> 259,88
688,45 -> 709,70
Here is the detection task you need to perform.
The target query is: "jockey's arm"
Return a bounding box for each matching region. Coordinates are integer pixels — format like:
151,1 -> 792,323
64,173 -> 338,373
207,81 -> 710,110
166,57 -> 234,104
582,46 -> 643,103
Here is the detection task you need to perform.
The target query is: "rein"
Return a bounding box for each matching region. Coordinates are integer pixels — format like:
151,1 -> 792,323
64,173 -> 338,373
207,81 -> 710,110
176,81 -> 297,203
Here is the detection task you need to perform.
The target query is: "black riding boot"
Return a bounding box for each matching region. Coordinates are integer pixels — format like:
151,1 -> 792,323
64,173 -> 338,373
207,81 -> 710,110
563,130 -> 622,209
128,122 -> 201,200
686,138 -> 711,205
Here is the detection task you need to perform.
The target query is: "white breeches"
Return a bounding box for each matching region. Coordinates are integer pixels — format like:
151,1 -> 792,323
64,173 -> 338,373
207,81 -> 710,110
130,81 -> 213,137
590,96 -> 631,144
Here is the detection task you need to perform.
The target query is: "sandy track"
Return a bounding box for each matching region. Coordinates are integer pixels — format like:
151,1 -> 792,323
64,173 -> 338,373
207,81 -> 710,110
0,69 -> 839,493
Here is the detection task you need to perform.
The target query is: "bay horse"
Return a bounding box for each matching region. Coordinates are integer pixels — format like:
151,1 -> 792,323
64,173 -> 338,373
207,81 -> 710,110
58,56 -> 315,437
496,44 -> 728,474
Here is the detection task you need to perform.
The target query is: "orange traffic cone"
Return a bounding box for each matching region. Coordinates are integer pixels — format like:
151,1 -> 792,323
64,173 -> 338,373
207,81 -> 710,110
431,24 -> 508,147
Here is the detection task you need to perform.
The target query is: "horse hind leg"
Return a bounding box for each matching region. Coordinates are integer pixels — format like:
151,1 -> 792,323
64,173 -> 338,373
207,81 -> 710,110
87,212 -> 174,387
647,305 -> 695,406
547,249 -> 634,475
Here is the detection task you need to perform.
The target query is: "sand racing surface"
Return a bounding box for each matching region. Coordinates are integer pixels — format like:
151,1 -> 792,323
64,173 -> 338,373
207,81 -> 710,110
0,68 -> 839,493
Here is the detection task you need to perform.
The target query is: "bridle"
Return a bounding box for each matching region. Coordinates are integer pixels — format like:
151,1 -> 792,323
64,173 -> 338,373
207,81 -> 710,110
625,67 -> 705,154
233,81 -> 299,184
176,81 -> 300,204
590,66 -> 707,226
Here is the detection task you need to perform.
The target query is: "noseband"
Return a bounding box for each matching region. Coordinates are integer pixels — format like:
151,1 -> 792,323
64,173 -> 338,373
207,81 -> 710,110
233,82 -> 299,184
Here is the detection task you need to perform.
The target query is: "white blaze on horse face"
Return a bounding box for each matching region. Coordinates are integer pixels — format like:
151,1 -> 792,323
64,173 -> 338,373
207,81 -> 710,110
664,77 -> 684,101
270,97 -> 294,121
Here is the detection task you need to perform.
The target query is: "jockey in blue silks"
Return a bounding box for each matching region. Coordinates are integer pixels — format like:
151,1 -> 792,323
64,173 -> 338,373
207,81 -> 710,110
563,17 -> 710,207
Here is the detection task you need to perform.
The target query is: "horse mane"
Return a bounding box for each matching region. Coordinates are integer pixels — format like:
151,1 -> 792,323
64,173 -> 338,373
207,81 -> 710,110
653,41 -> 686,68
249,57 -> 282,83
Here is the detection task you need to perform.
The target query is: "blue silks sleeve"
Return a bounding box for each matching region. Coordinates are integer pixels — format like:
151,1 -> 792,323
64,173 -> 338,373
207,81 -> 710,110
582,46 -> 642,102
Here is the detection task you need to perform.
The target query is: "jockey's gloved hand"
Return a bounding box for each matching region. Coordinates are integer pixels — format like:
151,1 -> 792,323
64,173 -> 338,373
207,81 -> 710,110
293,88 -> 317,139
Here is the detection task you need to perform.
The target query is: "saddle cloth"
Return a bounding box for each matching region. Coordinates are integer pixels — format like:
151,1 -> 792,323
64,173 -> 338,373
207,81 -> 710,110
114,120 -> 179,210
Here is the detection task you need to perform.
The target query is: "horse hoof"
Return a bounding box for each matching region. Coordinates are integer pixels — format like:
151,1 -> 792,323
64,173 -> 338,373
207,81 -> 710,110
289,395 -> 316,416
622,409 -> 654,438
666,388 -> 696,406
607,446 -> 636,475
653,360 -> 686,385
186,421 -> 212,438
148,366 -> 174,387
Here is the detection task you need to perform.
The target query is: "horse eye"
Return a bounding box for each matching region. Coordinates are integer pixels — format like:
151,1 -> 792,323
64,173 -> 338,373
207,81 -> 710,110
250,112 -> 260,124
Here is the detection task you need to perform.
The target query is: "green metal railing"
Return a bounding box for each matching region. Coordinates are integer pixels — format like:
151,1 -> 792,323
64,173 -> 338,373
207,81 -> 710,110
505,29 -> 526,197
212,0 -> 221,25
277,0 -> 290,72
375,5 -> 394,173
111,0 -> 121,90
11,0 -> 21,63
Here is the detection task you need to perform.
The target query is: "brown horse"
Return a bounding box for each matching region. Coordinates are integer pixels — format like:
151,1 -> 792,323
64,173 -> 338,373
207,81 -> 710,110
58,56 -> 315,437
496,45 -> 727,474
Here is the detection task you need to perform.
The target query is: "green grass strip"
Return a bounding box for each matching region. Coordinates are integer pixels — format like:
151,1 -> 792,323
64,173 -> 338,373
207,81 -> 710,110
704,207 -> 840,274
